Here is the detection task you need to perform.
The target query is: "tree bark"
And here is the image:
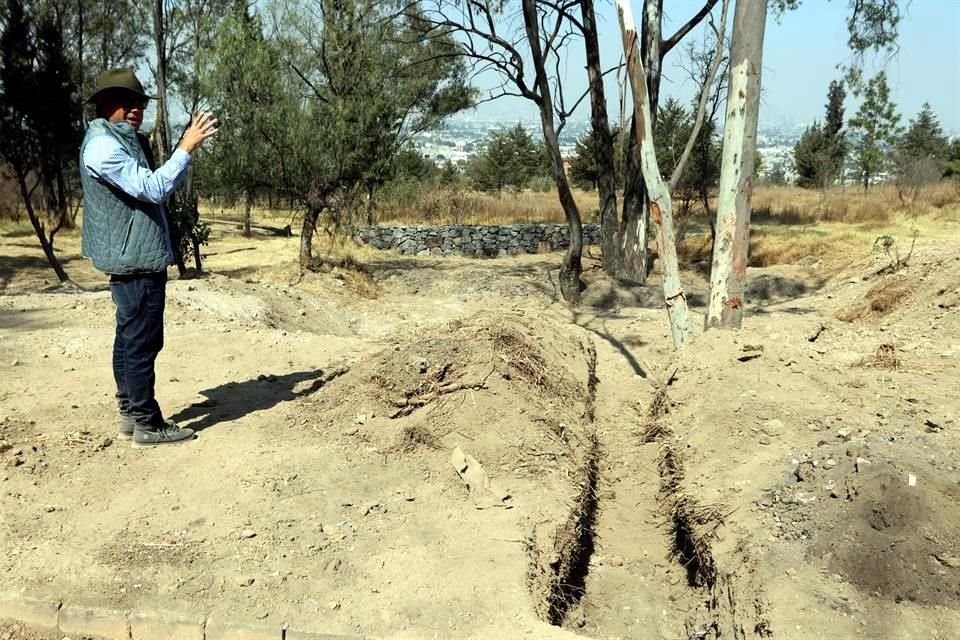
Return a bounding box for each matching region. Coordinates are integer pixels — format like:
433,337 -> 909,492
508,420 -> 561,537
300,205 -> 321,271
243,188 -> 253,237
522,0 -> 582,304
581,0 -> 619,276
151,0 -> 170,163
617,0 -> 690,348
705,0 -> 767,330
16,171 -> 69,282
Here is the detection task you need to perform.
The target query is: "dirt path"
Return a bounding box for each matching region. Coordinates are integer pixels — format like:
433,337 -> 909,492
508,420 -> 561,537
2,228 -> 960,639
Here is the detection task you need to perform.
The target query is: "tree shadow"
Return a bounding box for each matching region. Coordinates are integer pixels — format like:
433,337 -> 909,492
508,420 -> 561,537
572,309 -> 648,378
0,307 -> 61,331
167,367 -> 346,432
0,254 -> 79,292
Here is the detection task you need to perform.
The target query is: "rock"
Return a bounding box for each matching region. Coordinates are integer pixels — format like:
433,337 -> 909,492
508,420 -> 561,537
837,427 -> 854,441
759,435 -> 772,445
10,359 -> 20,366
45,505 -> 56,513
341,426 -> 359,437
763,419 -> 785,435
255,611 -> 269,620
0,441 -> 11,454
328,600 -> 341,611
823,458 -> 837,469
100,437 -> 113,449
239,529 -> 257,539
785,568 -> 797,577
925,417 -> 945,433
855,457 -> 870,473
354,413 -> 367,425
238,577 -> 255,587
938,556 -> 960,569
610,556 -> 625,567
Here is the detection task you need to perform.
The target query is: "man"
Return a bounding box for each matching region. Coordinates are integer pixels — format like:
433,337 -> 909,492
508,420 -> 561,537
80,68 -> 218,448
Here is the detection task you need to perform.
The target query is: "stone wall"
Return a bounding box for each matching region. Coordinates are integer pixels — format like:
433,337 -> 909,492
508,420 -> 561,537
354,223 -> 600,257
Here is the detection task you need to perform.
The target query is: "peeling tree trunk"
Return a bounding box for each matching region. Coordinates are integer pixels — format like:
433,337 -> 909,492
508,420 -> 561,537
618,0 -> 691,348
522,0 -> 583,304
581,0 -> 619,276
617,0 -> 664,283
705,0 -> 766,330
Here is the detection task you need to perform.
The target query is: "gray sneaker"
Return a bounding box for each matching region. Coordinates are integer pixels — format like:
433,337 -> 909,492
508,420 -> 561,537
132,422 -> 195,448
119,415 -> 136,440
119,416 -> 176,441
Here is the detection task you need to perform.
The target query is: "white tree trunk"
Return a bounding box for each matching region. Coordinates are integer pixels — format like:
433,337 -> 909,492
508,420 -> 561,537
705,0 -> 766,330
617,0 -> 691,349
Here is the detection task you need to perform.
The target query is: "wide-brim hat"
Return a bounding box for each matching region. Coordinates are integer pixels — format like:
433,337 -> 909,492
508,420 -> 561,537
87,68 -> 156,104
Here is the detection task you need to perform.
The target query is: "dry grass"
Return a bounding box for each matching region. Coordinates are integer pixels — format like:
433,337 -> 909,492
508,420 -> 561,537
835,277 -> 913,322
855,343 -> 901,370
392,425 -> 441,453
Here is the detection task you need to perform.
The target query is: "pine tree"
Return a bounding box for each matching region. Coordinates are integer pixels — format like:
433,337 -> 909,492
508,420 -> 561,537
848,72 -> 900,191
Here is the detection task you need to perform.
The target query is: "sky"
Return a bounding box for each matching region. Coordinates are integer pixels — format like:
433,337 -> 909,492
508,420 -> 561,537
464,0 -> 960,136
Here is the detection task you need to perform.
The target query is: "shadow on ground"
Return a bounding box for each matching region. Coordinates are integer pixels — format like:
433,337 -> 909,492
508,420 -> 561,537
168,367 -> 345,432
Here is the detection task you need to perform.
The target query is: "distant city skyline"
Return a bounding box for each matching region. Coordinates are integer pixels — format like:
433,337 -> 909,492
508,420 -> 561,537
460,0 -> 960,136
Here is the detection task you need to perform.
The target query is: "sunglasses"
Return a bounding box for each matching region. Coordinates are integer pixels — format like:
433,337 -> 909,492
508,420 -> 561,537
121,96 -> 148,110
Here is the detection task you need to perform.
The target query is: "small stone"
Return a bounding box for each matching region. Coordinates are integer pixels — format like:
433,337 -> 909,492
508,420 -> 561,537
10,359 -> 20,366
101,437 -> 113,449
837,427 -> 854,441
610,556 -> 625,567
355,413 -> 367,425
764,419 -> 785,435
342,426 -> 359,436
328,600 -> 341,611
855,457 -> 871,473
759,435 -> 772,445
785,568 -> 797,577
238,577 -> 255,587
925,417 -> 945,433
939,556 -> 960,569
299,309 -> 307,316
255,611 -> 269,620
908,474 -> 917,487
824,458 -> 837,469
45,505 -> 56,513
239,529 -> 257,539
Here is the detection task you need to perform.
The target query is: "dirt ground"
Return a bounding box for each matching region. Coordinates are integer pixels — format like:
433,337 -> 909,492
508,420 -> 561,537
1,218 -> 959,640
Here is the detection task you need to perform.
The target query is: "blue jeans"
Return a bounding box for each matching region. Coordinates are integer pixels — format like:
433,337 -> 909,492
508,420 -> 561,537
109,271 -> 167,429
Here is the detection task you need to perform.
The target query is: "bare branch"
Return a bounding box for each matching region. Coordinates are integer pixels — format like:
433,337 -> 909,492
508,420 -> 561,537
662,0 -> 720,57
670,0 -> 730,192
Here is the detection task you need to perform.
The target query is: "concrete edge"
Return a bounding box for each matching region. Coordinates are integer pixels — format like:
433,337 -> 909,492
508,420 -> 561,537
0,590 -> 367,640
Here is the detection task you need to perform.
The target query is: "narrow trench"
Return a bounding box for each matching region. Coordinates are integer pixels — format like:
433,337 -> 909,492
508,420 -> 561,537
528,339 -> 602,628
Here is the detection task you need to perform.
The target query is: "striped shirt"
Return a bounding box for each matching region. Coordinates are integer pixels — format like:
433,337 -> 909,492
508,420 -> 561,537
82,137 -> 193,263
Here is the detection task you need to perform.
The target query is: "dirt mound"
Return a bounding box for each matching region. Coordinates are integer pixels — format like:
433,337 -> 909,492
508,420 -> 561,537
810,466 -> 960,606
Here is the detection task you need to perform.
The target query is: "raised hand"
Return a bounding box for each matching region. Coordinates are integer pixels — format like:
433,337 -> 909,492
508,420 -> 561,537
177,111 -> 220,154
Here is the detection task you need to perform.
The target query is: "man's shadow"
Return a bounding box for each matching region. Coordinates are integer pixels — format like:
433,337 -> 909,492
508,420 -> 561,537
168,367 -> 346,432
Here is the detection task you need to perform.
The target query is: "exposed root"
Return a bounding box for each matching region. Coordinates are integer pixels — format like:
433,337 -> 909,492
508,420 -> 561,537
669,495 -> 724,588
648,386 -> 671,420
390,379 -> 490,418
527,430 -> 601,626
642,421 -> 671,444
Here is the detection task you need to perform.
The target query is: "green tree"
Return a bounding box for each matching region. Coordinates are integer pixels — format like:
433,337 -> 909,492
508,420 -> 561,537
794,80 -> 847,189
892,103 -> 950,204
848,71 -> 900,191
898,103 -> 949,164
201,1 -> 288,237
467,124 -> 545,194
268,0 -> 472,268
0,0 -> 71,281
568,126 -> 625,191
